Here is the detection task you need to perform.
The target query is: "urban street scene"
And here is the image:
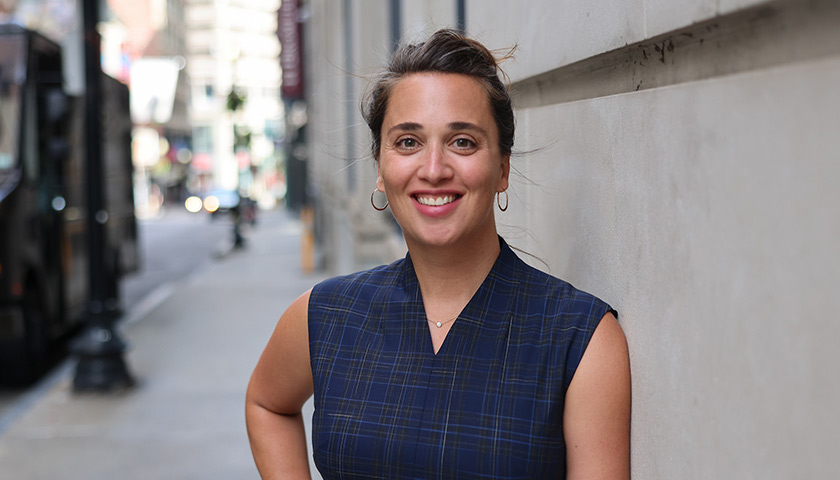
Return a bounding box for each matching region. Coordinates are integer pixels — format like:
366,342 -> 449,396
0,0 -> 838,478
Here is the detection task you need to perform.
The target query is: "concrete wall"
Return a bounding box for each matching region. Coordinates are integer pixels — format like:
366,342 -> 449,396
467,0 -> 776,81
302,0 -> 840,476
306,0 -> 405,273
509,57 -> 840,478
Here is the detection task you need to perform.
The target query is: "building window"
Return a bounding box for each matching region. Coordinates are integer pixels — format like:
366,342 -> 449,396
193,125 -> 213,153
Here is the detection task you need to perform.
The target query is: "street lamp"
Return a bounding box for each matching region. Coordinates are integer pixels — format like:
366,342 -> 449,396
71,0 -> 134,392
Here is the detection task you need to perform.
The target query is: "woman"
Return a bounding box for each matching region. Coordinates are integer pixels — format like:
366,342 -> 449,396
246,29 -> 630,479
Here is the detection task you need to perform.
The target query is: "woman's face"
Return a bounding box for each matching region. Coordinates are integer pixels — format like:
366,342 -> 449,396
377,73 -> 510,250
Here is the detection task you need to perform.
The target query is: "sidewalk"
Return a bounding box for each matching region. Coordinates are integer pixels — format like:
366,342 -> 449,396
0,210 -> 325,479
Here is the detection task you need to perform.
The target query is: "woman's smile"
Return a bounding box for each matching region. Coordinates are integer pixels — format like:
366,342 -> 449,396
414,193 -> 459,207
411,191 -> 463,219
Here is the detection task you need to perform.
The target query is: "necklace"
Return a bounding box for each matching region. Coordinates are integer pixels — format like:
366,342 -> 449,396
428,314 -> 459,328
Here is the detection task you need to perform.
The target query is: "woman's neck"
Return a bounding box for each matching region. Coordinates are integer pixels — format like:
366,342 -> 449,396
407,231 -> 501,319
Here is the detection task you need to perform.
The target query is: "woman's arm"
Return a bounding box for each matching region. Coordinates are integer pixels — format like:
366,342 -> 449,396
564,312 -> 632,480
246,290 -> 314,479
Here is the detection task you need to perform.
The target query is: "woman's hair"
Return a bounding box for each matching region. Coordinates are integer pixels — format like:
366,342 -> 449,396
362,28 -> 515,161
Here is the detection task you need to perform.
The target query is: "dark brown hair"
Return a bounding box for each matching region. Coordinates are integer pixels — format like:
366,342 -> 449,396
362,28 -> 515,161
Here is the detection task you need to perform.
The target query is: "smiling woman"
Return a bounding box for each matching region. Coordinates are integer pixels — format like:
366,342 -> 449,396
246,28 -> 630,479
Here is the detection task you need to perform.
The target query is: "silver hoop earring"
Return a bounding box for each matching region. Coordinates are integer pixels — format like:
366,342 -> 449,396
497,190 -> 508,212
371,188 -> 388,211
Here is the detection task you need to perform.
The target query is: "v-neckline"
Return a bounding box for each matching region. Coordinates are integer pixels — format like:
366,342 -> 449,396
403,262 -> 457,357
427,313 -> 460,355
402,240 -> 510,357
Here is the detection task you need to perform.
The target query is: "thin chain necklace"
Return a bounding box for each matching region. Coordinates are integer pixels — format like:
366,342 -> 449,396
428,315 -> 459,328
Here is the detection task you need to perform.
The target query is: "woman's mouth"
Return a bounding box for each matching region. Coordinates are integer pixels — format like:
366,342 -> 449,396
414,194 -> 459,206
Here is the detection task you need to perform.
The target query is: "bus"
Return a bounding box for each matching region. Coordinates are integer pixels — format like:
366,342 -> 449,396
0,25 -> 138,384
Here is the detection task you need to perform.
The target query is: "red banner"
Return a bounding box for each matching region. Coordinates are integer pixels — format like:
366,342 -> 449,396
278,0 -> 304,99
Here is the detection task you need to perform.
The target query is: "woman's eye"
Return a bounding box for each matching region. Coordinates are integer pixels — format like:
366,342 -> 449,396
397,138 -> 418,149
453,138 -> 475,149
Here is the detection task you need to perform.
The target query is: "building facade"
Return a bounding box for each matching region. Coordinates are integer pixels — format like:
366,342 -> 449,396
184,0 -> 282,203
99,0 -> 193,215
299,0 -> 840,477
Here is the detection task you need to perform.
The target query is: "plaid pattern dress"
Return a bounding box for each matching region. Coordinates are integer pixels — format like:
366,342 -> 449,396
308,237 -> 614,479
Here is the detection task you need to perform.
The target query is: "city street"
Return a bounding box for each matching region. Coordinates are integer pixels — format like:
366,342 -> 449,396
0,207 -> 233,420
0,206 -> 325,478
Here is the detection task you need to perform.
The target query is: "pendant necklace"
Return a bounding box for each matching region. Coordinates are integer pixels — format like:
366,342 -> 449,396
428,315 -> 458,328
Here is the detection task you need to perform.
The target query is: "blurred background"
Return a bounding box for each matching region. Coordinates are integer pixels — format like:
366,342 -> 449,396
0,0 -> 839,478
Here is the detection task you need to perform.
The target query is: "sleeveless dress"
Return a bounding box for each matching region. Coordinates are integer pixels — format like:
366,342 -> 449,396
308,237 -> 615,479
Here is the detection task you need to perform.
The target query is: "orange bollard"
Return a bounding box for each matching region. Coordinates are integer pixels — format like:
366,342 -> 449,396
300,206 -> 314,274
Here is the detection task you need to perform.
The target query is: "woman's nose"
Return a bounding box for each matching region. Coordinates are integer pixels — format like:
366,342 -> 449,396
417,144 -> 452,182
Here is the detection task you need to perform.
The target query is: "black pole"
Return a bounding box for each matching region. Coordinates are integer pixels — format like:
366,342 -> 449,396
456,0 -> 466,33
390,0 -> 401,53
72,0 -> 134,392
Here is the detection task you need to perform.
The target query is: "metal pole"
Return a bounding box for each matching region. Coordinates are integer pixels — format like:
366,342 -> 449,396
72,0 -> 134,392
390,0 -> 401,53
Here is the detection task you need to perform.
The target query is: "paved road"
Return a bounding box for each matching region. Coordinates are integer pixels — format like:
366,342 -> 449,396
122,207 -> 240,309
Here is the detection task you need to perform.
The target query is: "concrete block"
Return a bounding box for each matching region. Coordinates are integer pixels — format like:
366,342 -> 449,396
719,0 -> 775,15
467,0 -> 645,81
644,0 -> 717,38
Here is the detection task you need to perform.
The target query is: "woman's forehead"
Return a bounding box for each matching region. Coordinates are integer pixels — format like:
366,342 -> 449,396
383,73 -> 495,131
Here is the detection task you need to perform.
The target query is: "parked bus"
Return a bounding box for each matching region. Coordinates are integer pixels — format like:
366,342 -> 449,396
0,25 -> 138,384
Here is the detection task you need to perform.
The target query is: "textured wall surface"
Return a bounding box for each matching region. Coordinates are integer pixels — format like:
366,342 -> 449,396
502,56 -> 840,478
468,0 -> 646,81
467,0 -> 780,81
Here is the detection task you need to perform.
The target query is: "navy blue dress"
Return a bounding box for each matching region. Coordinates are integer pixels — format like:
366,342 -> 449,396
308,237 -> 614,479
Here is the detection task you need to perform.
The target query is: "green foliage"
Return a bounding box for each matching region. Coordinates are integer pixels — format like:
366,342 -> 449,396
226,87 -> 246,112
234,124 -> 251,150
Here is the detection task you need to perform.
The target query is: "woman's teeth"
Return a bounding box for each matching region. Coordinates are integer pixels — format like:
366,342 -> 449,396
416,195 -> 456,206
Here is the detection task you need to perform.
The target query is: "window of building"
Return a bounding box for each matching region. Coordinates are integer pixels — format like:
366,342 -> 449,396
192,125 -> 213,153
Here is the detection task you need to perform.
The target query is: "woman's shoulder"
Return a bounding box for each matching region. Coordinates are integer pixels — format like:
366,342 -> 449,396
311,257 -> 408,299
503,246 -> 613,318
308,258 -> 410,333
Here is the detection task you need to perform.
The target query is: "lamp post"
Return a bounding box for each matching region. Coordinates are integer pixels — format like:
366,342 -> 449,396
72,0 -> 134,392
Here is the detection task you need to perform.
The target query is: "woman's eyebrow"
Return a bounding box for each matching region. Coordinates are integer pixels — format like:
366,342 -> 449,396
448,122 -> 487,136
387,122 -> 422,135
387,121 -> 488,136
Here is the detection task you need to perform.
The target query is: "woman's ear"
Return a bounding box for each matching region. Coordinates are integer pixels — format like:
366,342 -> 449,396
498,155 -> 511,192
376,165 -> 384,193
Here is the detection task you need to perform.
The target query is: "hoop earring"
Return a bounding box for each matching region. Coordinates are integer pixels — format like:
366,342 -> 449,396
371,188 -> 388,211
496,190 -> 508,212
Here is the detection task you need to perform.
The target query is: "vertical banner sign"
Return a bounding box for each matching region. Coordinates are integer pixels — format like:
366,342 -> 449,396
278,0 -> 303,99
